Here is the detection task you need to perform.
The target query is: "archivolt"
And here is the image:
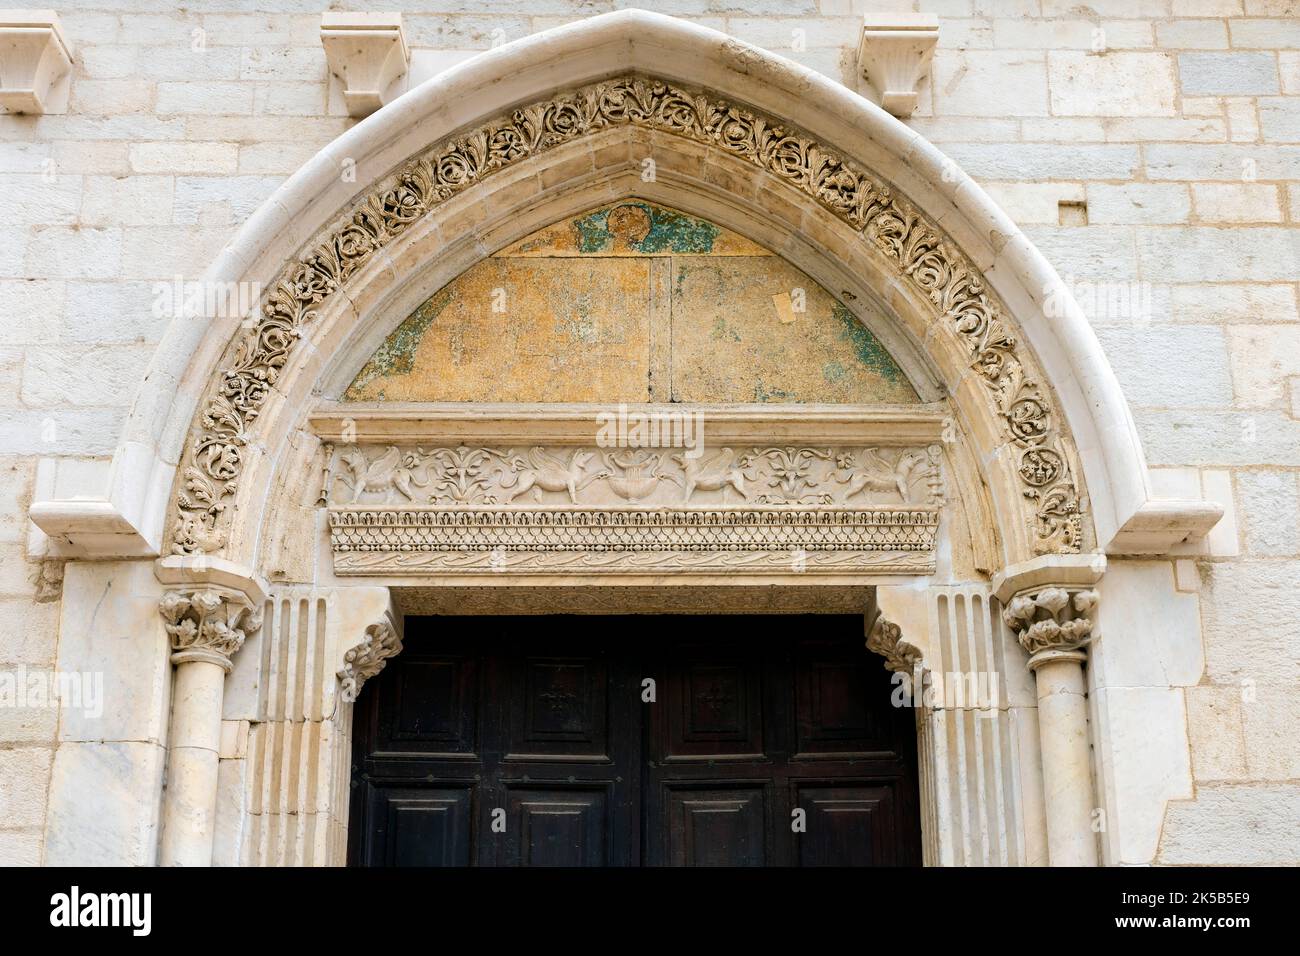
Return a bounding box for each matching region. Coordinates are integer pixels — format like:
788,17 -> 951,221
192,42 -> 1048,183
171,75 -> 1082,558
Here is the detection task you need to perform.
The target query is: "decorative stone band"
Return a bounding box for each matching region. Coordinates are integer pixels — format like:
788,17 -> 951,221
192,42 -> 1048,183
171,74 -> 1081,559
159,587 -> 264,671
324,443 -> 945,510
338,618 -> 403,703
1001,586 -> 1099,669
327,507 -> 939,575
865,608 -> 924,675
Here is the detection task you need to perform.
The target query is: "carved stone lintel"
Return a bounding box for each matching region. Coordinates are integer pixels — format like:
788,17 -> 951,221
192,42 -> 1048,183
338,617 -> 403,702
1002,586 -> 1099,668
325,443 -> 944,508
159,587 -> 263,671
866,608 -> 923,675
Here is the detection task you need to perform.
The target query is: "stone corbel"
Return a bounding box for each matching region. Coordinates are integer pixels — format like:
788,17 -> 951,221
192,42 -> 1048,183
0,10 -> 72,115
866,609 -> 922,676
321,12 -> 409,118
855,14 -> 938,119
865,584 -> 930,676
338,613 -> 402,702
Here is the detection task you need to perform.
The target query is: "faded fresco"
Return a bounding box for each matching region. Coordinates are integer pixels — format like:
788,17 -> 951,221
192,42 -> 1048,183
344,201 -> 918,404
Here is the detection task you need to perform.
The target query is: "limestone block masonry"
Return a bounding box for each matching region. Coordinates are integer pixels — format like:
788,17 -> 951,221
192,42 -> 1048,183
0,5 -> 1296,869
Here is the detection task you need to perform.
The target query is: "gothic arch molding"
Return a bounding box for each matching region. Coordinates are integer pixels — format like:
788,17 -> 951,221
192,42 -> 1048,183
31,8 -> 1218,566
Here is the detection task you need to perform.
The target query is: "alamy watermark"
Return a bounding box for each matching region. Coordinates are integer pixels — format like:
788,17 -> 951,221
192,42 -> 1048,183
595,403 -> 705,459
0,666 -> 103,719
1044,274 -> 1155,325
890,667 -> 1002,713
151,275 -> 263,323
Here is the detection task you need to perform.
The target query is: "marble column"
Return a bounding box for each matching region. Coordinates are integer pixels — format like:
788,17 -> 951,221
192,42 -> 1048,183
996,556 -> 1104,867
156,566 -> 264,866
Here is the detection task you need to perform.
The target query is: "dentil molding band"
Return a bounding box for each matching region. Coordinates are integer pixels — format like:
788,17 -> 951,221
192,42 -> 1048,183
170,75 -> 1081,559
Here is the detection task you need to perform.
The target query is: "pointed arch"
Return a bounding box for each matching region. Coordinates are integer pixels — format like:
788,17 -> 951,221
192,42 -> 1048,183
32,9 -> 1219,568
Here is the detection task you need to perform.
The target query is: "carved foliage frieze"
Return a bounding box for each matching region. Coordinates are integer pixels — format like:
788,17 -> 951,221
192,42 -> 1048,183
324,443 -> 945,508
170,75 -> 1081,557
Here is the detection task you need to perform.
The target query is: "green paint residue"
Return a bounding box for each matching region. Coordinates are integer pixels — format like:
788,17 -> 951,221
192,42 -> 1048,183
344,288 -> 453,398
822,360 -> 847,384
571,202 -> 720,254
711,317 -> 742,343
574,211 -> 613,253
754,381 -> 798,403
637,206 -> 719,253
832,303 -> 906,386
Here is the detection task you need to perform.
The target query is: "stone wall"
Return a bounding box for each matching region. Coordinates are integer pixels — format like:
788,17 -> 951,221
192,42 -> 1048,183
1,0 -> 1298,865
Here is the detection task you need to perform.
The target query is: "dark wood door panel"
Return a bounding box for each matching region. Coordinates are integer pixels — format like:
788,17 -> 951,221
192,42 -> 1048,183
666,784 -> 770,867
350,615 -> 921,867
509,654 -> 610,759
795,783 -> 899,867
503,785 -> 613,867
353,784 -> 475,867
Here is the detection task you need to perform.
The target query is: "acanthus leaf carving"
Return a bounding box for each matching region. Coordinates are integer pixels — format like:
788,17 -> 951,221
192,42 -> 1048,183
171,75 -> 1080,558
865,609 -> 923,676
1002,586 -> 1099,662
337,619 -> 403,702
159,588 -> 263,670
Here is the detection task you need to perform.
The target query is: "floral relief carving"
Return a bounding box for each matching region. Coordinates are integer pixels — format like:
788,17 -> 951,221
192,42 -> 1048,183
159,588 -> 263,670
171,75 -> 1080,557
337,619 -> 403,703
865,610 -> 923,675
325,443 -> 944,508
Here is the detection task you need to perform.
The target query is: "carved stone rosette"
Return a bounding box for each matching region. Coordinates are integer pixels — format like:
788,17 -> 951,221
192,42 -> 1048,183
1001,586 -> 1099,668
338,619 -> 403,702
170,74 -> 1081,559
159,588 -> 263,671
865,610 -> 924,675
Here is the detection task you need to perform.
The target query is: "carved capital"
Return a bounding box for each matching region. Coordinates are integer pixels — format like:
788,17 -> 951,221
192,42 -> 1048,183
1002,586 -> 1098,667
866,609 -> 923,675
338,618 -> 403,702
159,588 -> 262,671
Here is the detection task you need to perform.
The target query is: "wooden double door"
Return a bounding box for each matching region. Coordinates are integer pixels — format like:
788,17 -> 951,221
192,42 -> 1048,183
349,615 -> 921,866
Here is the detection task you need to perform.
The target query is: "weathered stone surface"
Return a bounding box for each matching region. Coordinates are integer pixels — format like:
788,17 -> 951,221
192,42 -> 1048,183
345,202 -> 916,405
1159,784 -> 1300,864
